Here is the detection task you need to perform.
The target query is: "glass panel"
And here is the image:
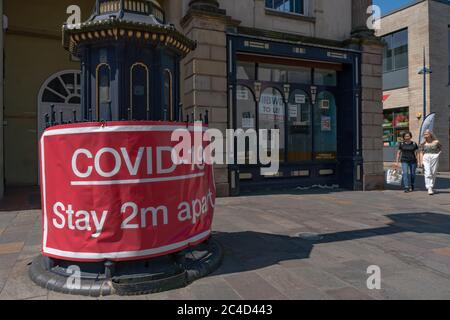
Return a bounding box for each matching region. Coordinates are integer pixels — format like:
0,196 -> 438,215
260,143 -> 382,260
163,70 -> 173,120
236,85 -> 256,164
48,78 -> 67,96
237,61 -> 256,80
259,87 -> 285,162
68,96 -> 81,104
131,64 -> 149,120
42,89 -> 65,103
288,90 -> 312,161
383,29 -> 408,72
383,107 -> 409,147
60,73 -> 75,94
267,0 -> 304,14
293,0 -> 304,14
314,91 -> 337,160
383,34 -> 393,72
273,0 -> 285,11
288,66 -> 311,84
259,63 -> 288,82
314,69 -> 337,86
97,64 -> 111,121
393,29 -> 408,70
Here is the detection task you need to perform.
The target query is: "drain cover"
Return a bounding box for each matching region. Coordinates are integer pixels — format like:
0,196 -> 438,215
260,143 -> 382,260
295,232 -> 324,241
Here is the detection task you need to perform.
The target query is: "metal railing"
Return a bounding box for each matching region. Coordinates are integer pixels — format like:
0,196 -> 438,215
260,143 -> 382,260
43,104 -> 209,129
97,0 -> 165,24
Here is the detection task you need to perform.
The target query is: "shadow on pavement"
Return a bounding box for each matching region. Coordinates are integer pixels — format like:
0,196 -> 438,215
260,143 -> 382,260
211,212 -> 450,276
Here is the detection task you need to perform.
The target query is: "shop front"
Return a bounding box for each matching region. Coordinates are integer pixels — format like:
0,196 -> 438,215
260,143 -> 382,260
382,107 -> 410,162
227,35 -> 363,194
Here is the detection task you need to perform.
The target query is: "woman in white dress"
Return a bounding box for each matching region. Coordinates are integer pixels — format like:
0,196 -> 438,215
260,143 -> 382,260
418,130 -> 442,195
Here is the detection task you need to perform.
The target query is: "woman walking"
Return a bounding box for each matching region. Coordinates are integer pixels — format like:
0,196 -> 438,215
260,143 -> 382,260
395,132 -> 419,193
419,130 -> 442,195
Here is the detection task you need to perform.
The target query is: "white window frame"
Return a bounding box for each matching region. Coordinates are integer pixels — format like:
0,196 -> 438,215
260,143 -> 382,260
265,0 -> 309,16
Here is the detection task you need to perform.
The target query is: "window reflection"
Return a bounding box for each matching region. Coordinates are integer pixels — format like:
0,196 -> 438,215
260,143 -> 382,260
259,63 -> 288,82
237,61 -> 256,80
163,70 -> 173,120
236,85 -> 256,164
259,87 -> 285,162
314,69 -> 337,86
130,63 -> 149,120
314,91 -> 337,160
96,63 -> 111,120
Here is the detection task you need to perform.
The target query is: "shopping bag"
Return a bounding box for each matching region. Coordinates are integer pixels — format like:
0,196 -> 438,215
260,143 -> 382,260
386,169 -> 402,186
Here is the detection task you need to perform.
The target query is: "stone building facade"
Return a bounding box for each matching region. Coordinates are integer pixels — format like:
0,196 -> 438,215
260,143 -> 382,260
0,0 -> 384,198
378,0 -> 450,171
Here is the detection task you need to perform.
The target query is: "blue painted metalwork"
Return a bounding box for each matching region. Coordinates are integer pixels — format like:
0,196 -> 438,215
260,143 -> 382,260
227,35 -> 363,191
63,0 -> 195,122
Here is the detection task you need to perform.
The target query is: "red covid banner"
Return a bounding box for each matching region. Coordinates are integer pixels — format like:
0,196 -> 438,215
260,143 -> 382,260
39,121 -> 215,262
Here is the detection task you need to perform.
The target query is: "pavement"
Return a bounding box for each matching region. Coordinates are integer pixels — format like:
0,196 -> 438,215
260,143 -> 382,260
0,173 -> 450,300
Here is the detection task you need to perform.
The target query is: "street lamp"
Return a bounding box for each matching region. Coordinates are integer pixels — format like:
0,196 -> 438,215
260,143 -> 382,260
418,47 -> 432,119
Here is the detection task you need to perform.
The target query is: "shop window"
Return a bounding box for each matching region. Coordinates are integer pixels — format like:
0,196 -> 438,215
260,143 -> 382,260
163,69 -> 173,120
314,69 -> 337,86
265,0 -> 305,15
236,85 -> 257,164
313,91 -> 337,160
288,66 -> 311,84
288,89 -> 312,161
130,63 -> 150,120
237,61 -> 256,80
258,63 -> 288,83
96,63 -> 111,120
259,87 -> 285,162
383,107 -> 410,147
382,29 -> 409,90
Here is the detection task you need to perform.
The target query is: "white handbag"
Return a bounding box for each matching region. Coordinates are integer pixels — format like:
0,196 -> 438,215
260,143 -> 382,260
386,169 -> 403,186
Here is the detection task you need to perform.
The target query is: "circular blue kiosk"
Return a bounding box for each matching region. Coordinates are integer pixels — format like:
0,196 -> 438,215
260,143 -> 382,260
67,0 -> 193,122
29,0 -> 222,297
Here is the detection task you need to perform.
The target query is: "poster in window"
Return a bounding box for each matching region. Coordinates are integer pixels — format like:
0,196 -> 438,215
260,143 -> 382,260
242,117 -> 255,129
241,112 -> 254,129
288,104 -> 298,118
295,94 -> 306,104
320,100 -> 330,110
237,89 -> 249,101
259,92 -> 285,117
321,116 -> 331,132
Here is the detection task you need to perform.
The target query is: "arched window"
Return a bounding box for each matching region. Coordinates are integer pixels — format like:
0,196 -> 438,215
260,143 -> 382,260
288,89 -> 312,161
38,70 -> 81,138
314,91 -> 337,160
96,63 -> 111,120
130,62 -> 150,120
259,87 -> 285,163
163,69 -> 173,120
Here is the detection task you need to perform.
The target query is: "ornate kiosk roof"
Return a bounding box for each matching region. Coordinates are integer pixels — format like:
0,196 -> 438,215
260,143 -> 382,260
63,0 -> 196,57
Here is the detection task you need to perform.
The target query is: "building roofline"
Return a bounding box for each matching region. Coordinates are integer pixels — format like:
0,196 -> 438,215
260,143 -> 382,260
381,0 -> 425,19
381,0 -> 450,19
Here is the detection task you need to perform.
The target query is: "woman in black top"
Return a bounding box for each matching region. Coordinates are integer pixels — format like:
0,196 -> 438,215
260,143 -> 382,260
395,132 -> 419,193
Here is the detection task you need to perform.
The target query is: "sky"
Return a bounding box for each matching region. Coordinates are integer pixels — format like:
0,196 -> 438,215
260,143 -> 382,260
373,0 -> 416,14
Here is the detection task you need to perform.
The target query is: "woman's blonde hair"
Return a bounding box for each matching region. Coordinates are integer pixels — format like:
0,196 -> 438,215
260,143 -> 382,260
422,129 -> 438,144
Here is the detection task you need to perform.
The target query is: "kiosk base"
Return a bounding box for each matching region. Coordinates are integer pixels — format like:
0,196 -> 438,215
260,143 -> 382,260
29,237 -> 223,297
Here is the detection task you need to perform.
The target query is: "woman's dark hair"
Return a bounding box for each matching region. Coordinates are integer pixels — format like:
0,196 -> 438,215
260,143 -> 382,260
402,131 -> 413,139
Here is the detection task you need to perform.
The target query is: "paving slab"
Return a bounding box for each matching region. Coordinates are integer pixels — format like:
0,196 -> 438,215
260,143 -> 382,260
1,182 -> 450,299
